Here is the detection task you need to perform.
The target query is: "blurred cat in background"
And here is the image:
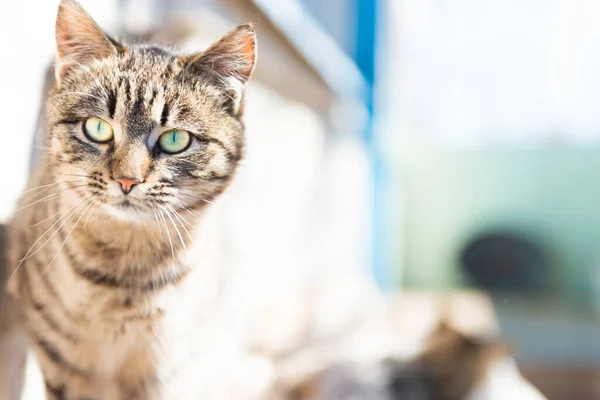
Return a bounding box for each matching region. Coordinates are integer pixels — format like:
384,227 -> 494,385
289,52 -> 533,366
285,322 -> 546,400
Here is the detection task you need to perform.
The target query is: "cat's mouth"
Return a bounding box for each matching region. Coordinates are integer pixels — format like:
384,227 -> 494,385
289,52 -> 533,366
101,197 -> 155,223
116,198 -> 140,210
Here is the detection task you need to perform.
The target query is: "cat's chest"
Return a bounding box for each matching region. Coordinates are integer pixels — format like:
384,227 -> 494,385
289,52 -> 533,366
65,268 -> 226,376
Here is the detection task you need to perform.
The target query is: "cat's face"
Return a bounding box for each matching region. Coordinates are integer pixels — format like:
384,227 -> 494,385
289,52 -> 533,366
47,0 -> 255,222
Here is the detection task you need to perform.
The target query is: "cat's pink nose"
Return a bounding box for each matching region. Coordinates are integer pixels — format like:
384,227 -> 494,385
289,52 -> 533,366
114,177 -> 143,195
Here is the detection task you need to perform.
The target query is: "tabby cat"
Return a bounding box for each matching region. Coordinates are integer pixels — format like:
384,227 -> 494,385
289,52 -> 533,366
4,0 -> 257,398
0,2 -> 550,400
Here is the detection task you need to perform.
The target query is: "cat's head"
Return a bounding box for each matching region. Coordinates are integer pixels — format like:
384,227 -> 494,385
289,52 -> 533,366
47,0 -> 256,222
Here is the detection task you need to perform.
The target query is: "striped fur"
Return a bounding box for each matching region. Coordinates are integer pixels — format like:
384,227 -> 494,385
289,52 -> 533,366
6,1 -> 256,398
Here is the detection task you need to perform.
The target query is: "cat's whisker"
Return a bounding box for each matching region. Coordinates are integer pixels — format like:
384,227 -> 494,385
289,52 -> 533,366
20,185 -> 85,209
23,182 -> 78,199
22,180 -> 81,195
60,173 -> 93,179
22,187 -> 54,202
17,185 -> 87,211
177,192 -> 214,205
30,210 -> 62,228
171,198 -> 205,220
152,209 -> 169,261
151,209 -> 163,235
168,202 -> 196,226
163,207 -> 187,252
173,195 -> 214,220
167,205 -> 194,231
158,209 -> 176,267
168,205 -> 192,239
20,195 -> 91,262
30,195 -> 86,227
83,200 -> 100,228
168,209 -> 194,244
9,195 -> 91,283
187,208 -> 204,219
40,198 -> 95,277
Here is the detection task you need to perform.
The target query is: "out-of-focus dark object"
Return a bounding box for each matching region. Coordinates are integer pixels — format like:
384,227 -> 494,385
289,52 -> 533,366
461,232 -> 550,293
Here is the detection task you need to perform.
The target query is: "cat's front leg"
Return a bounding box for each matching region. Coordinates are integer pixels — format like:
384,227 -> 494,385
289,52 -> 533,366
0,222 -> 28,400
42,374 -> 122,400
0,295 -> 27,400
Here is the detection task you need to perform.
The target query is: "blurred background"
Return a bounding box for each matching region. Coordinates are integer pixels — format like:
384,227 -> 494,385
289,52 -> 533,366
3,0 -> 600,398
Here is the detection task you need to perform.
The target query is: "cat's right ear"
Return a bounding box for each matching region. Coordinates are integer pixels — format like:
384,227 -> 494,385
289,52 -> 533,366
55,0 -> 121,82
185,24 -> 256,115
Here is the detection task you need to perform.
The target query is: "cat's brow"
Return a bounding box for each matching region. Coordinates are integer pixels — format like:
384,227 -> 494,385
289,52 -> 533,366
107,88 -> 117,119
160,102 -> 170,126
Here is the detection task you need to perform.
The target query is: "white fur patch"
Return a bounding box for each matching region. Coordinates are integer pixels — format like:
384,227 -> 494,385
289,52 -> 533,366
466,357 -> 547,400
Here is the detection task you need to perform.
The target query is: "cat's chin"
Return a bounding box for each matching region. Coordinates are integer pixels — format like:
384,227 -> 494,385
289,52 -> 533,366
101,203 -> 154,223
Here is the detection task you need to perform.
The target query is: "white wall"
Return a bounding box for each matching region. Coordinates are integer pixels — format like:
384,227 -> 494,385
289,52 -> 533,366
393,0 -> 600,146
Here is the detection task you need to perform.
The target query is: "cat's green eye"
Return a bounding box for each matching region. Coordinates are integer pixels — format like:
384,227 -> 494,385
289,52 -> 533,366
158,130 -> 191,154
83,117 -> 114,143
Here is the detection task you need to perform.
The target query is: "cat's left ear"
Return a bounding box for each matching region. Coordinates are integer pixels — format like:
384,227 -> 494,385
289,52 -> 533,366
186,24 -> 257,114
55,0 -> 122,82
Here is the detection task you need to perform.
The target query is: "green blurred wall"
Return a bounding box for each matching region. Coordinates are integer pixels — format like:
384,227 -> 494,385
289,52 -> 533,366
402,142 -> 600,304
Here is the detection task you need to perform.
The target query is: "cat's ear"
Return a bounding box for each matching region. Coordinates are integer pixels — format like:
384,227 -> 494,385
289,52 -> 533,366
188,23 -> 256,85
186,24 -> 256,112
55,0 -> 121,81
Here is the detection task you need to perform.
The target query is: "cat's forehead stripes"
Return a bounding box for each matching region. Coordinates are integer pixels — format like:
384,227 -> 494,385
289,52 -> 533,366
104,50 -> 188,136
107,88 -> 117,119
160,102 -> 170,126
